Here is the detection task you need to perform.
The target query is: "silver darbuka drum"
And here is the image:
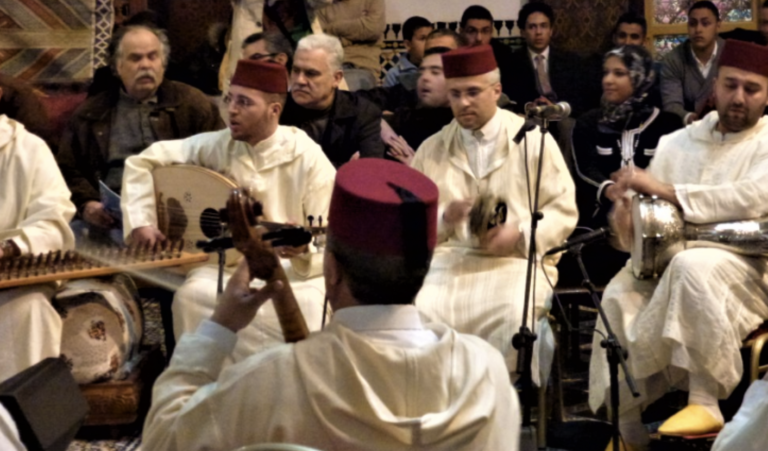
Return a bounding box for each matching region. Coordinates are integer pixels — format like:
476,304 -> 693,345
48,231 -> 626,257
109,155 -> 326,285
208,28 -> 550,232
631,194 -> 768,279
631,194 -> 685,279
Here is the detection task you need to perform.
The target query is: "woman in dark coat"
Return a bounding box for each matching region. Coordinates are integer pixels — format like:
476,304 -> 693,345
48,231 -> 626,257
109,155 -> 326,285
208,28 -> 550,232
564,45 -> 683,285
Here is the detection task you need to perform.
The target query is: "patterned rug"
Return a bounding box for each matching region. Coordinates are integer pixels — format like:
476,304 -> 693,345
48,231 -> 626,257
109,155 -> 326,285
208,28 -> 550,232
0,0 -> 113,82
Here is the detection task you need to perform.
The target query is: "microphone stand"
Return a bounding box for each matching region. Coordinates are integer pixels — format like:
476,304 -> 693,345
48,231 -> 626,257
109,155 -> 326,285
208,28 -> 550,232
512,115 -> 548,426
568,243 -> 640,451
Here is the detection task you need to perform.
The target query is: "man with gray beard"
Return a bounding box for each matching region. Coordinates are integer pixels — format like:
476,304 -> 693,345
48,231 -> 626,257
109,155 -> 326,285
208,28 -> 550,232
57,25 -> 224,244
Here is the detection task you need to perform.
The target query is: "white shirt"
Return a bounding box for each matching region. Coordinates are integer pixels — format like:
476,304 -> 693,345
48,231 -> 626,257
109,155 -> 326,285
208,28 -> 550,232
460,108 -> 503,179
528,46 -> 551,74
691,40 -> 718,79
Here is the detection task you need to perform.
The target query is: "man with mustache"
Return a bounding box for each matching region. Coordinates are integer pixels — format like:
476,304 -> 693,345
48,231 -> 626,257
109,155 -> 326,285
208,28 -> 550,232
411,45 -> 577,379
589,40 -> 768,450
57,25 -> 224,245
279,33 -> 384,168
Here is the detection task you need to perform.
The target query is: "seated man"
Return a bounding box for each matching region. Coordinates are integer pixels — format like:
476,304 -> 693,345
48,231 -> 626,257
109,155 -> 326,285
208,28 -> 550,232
358,28 -> 466,114
384,16 -> 432,90
280,33 -> 384,167
122,60 -> 335,362
509,2 -> 596,118
459,5 -> 514,100
142,158 -> 520,451
411,45 -> 577,377
385,46 -> 457,161
0,111 -> 76,382
612,13 -> 662,108
661,1 -> 724,124
589,39 -> 768,450
711,372 -> 768,451
57,25 -> 224,244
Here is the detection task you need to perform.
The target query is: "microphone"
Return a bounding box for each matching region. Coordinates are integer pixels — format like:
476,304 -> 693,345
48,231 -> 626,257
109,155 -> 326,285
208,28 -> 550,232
525,101 -> 572,120
544,227 -> 612,256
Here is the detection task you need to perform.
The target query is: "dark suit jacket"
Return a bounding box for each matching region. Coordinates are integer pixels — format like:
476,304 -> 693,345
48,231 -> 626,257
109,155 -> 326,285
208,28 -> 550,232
507,46 -> 599,118
57,79 -> 225,212
281,90 -> 384,168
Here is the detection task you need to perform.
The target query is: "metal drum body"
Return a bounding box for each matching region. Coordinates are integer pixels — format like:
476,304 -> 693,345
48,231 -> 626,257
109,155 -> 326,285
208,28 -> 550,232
631,195 -> 768,279
631,195 -> 685,279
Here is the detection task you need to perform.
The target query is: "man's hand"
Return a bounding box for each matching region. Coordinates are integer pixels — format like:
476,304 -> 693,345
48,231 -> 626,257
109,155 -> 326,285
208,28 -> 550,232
211,259 -> 284,333
534,96 -> 554,106
443,200 -> 473,226
611,167 -> 679,206
609,196 -> 633,252
131,226 -> 166,247
482,223 -> 522,256
386,135 -> 416,165
604,183 -> 623,202
275,244 -> 309,259
83,201 -> 115,228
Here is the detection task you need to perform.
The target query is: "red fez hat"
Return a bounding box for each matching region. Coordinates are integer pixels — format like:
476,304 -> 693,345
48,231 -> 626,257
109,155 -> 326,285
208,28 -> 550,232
719,39 -> 768,77
328,159 -> 438,260
442,45 -> 498,79
230,59 -> 288,93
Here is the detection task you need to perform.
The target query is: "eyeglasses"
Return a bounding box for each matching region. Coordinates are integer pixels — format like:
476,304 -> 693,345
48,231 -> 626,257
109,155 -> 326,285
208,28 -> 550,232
248,53 -> 277,62
223,94 -> 256,109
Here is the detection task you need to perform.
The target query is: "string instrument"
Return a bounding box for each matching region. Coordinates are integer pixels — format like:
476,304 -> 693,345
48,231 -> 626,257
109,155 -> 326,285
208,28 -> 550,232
0,241 -> 209,290
153,164 -> 326,265
469,194 -> 509,240
631,194 -> 768,279
226,189 -> 309,342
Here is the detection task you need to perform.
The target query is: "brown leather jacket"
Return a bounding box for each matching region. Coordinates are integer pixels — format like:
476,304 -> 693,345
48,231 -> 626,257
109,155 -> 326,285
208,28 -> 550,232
57,79 -> 225,213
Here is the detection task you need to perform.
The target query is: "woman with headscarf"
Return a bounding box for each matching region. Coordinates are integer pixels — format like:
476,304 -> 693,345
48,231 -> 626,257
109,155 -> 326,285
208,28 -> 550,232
565,45 -> 682,285
573,45 -> 683,228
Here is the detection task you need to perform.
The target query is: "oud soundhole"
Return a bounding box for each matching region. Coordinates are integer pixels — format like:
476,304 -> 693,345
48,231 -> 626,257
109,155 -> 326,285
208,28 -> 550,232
200,208 -> 224,238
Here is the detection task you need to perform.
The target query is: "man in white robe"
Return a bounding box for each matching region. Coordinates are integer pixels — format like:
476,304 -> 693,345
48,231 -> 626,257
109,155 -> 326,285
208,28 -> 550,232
589,39 -> 768,450
143,158 -> 520,451
0,113 -> 76,382
121,60 -> 335,361
411,45 -> 577,379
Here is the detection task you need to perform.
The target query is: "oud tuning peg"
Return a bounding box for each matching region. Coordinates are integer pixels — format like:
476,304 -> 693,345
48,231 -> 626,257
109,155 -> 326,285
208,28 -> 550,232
318,216 -> 323,229
307,215 -> 314,228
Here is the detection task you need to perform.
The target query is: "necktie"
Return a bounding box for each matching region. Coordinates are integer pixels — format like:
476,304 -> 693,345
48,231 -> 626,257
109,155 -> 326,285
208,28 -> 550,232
535,54 -> 553,96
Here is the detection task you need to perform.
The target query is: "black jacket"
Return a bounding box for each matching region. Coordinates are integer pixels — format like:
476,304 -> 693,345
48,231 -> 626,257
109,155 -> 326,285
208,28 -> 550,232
508,46 -> 600,118
281,90 -> 384,168
57,79 -> 225,212
571,107 -> 683,226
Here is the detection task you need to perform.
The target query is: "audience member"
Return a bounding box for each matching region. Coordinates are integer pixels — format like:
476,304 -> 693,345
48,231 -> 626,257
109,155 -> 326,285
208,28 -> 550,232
242,31 -> 294,70
459,5 -> 514,98
611,13 -> 663,108
574,44 -> 681,226
384,16 -> 432,89
315,0 -> 386,89
122,59 -> 335,362
57,25 -> 224,245
386,46 -> 455,161
142,158 -> 521,451
568,45 -> 681,286
660,0 -> 724,124
280,34 -> 384,167
411,45 -> 577,375
358,28 -> 466,113
0,73 -> 54,151
508,2 -> 592,117
0,112 -> 75,382
613,12 -> 647,46
590,39 -> 768,450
